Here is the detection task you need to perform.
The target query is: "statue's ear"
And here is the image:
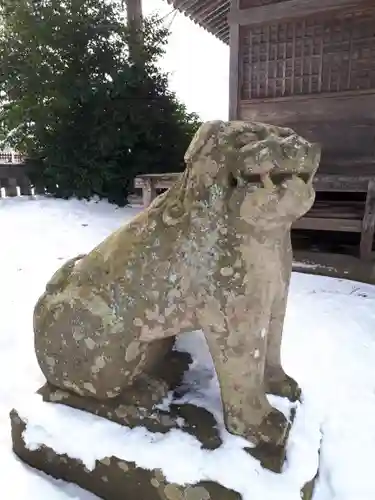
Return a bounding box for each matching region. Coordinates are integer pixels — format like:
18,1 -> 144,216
184,121 -> 224,164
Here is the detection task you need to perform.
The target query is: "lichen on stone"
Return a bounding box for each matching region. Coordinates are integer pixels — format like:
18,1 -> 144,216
33,120 -> 320,450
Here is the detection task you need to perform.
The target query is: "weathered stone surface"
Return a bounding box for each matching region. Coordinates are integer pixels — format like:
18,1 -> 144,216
33,120 -> 321,448
244,406 -> 297,473
38,347 -> 188,423
10,409 -> 317,500
38,346 -> 223,450
302,476 -> 318,500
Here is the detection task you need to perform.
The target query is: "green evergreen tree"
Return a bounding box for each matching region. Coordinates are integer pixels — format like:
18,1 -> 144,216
0,0 -> 200,205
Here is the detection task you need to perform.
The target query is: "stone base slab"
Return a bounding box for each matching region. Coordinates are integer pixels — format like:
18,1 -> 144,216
10,397 -> 318,500
11,408 -> 240,500
38,382 -> 292,473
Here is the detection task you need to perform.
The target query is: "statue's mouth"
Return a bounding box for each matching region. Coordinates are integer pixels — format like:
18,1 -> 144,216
232,137 -> 321,190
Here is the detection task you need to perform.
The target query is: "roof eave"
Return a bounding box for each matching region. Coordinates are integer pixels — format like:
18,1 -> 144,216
165,0 -> 230,44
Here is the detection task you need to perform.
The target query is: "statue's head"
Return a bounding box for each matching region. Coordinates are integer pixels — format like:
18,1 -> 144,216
183,120 -> 321,229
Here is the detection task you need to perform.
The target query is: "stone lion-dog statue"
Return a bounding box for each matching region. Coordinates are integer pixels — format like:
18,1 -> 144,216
34,120 -> 320,447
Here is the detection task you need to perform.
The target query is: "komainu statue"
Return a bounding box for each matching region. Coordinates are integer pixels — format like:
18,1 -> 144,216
34,121 -> 320,448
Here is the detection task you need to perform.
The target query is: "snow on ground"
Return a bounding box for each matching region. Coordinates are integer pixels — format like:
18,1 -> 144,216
1,196 -> 375,500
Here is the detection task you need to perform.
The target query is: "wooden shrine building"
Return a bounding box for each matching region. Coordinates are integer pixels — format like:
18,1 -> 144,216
166,0 -> 375,171
160,0 -> 375,259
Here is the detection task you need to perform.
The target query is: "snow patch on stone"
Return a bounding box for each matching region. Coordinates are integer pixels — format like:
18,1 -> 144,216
18,388 -> 320,500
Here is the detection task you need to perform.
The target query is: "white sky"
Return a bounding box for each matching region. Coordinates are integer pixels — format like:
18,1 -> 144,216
143,0 -> 229,121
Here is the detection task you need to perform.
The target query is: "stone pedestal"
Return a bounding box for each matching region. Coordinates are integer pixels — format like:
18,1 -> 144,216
9,344 -> 318,500
10,400 -> 316,500
9,340 -> 318,500
10,409 -> 240,500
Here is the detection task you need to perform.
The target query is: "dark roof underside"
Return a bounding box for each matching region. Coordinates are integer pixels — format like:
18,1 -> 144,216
166,0 -> 230,44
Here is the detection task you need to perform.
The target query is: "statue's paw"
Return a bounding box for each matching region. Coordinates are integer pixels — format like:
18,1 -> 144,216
256,408 -> 289,446
241,409 -> 289,452
228,406 -> 289,448
265,371 -> 301,402
244,409 -> 290,472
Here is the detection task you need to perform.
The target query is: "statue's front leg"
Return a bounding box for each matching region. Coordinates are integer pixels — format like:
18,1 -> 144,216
264,293 -> 300,402
200,311 -> 289,447
264,236 -> 300,402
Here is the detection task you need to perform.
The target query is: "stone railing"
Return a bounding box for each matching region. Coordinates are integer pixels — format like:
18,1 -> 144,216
0,151 -> 24,164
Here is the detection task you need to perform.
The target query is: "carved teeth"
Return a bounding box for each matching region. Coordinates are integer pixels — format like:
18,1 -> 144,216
260,173 -> 274,190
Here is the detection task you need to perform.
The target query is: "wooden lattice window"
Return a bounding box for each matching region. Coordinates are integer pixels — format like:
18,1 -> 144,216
240,10 -> 375,99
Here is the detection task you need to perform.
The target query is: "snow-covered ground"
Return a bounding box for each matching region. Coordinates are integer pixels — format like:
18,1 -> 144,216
1,196 -> 375,500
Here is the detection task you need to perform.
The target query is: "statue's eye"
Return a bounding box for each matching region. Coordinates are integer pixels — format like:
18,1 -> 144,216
235,132 -> 258,149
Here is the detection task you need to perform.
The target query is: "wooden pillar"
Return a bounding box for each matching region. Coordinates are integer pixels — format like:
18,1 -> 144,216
19,175 -> 32,196
228,0 -> 240,120
360,179 -> 375,261
6,177 -> 18,197
125,0 -> 143,64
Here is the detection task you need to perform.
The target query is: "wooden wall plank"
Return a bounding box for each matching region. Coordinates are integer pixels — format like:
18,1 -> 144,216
239,93 -> 375,121
293,217 -> 362,232
239,92 -> 375,166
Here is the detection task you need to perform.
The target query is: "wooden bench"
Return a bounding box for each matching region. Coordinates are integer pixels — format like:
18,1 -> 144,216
134,173 -> 181,207
134,173 -> 375,261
